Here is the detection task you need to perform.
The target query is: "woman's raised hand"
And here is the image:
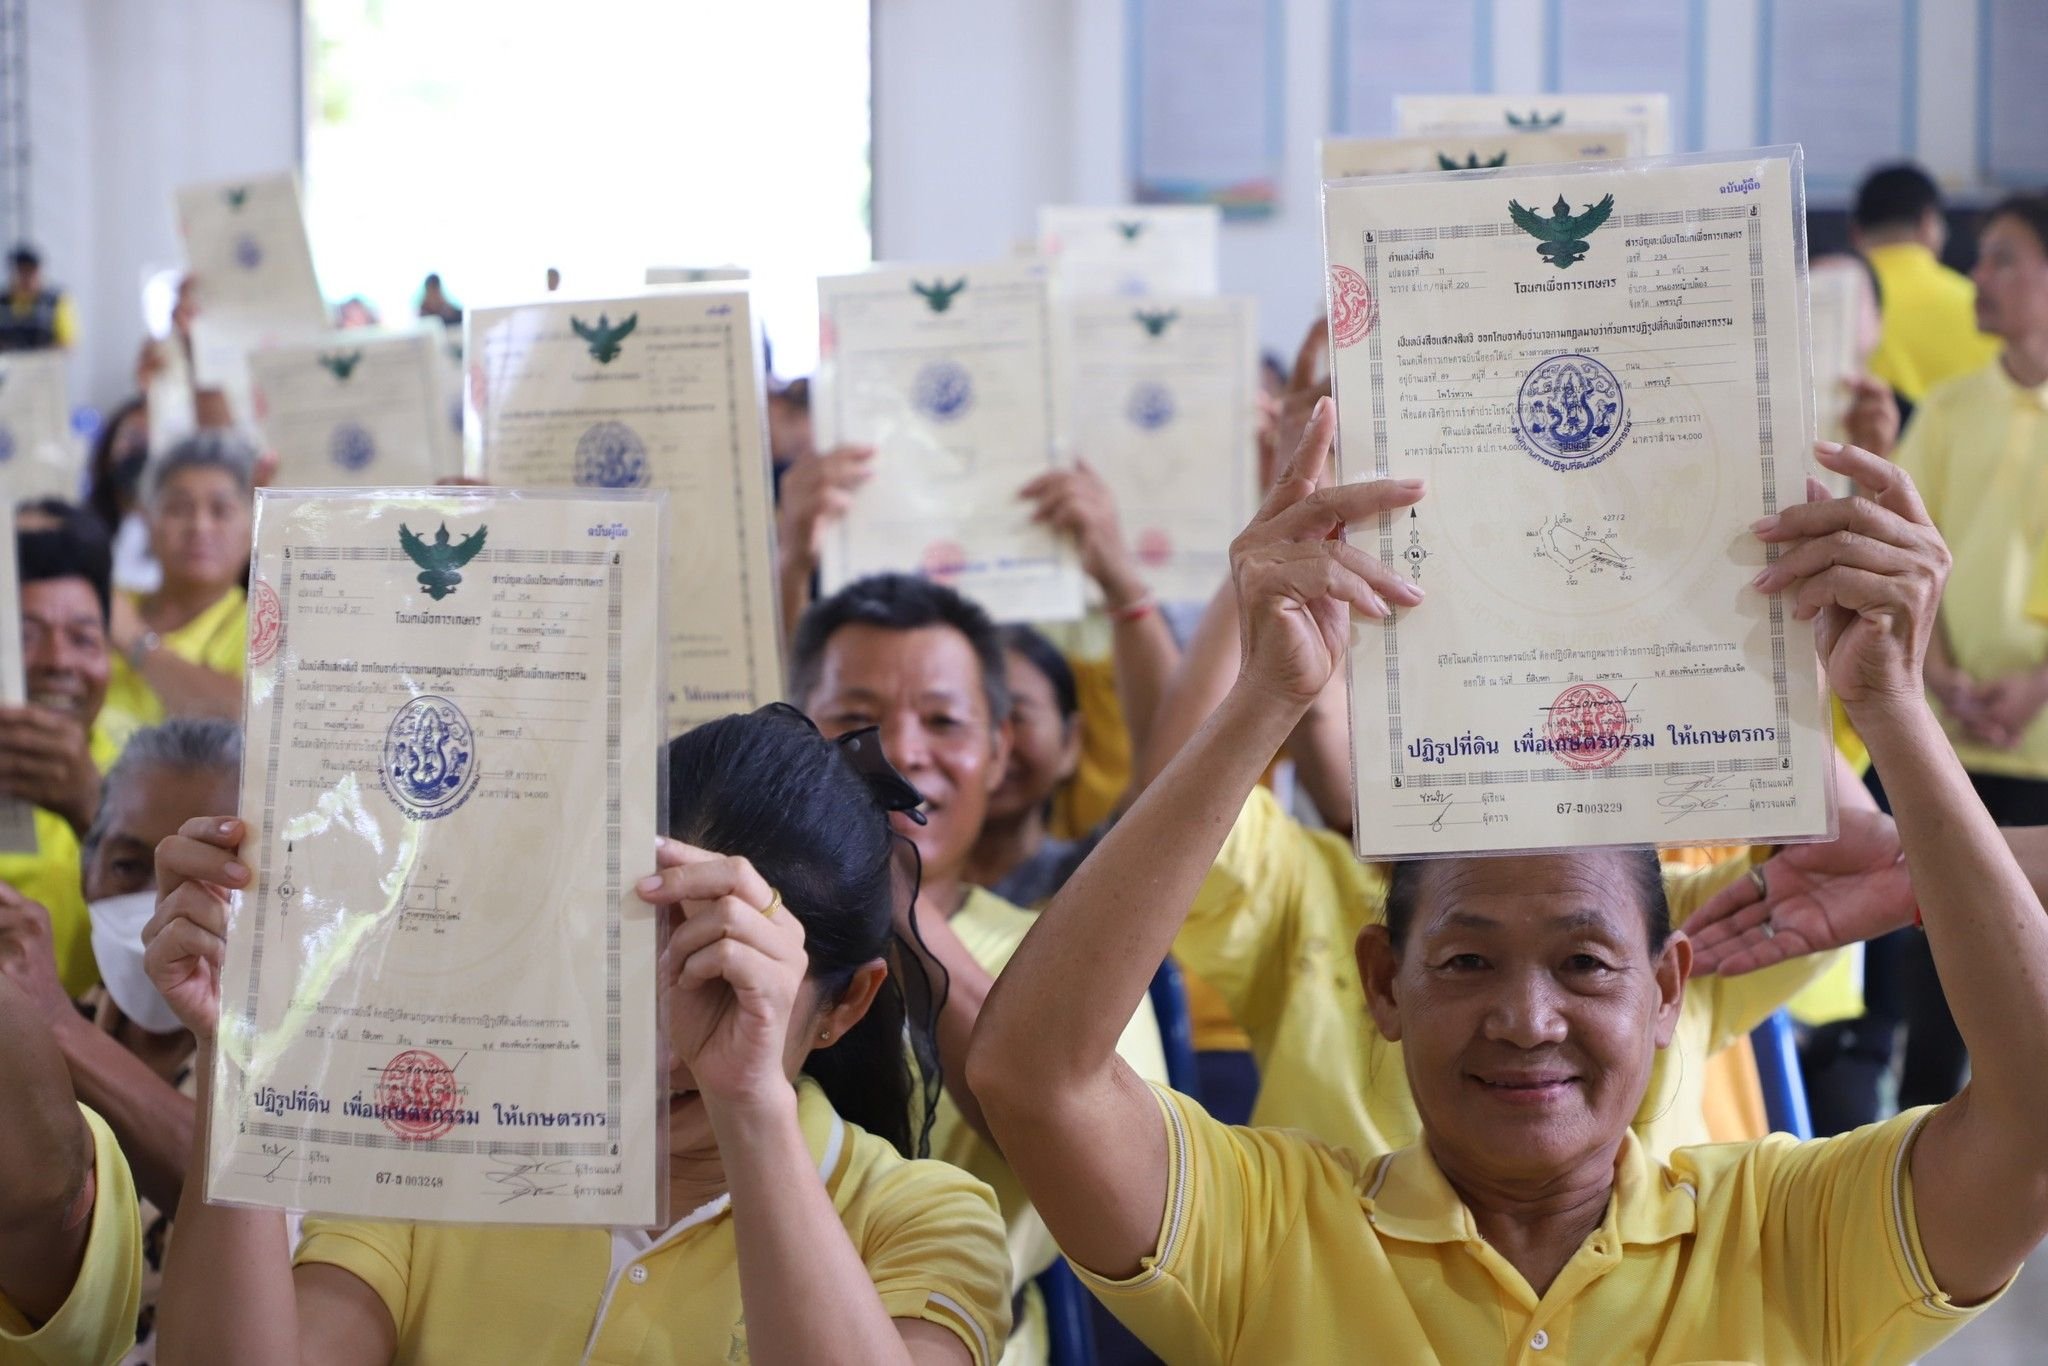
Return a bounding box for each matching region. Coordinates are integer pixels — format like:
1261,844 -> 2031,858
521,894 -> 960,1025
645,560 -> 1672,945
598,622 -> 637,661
143,816 -> 248,1043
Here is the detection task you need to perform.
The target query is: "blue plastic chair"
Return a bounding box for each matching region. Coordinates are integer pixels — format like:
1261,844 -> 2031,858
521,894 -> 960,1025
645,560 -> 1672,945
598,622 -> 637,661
1037,1259 -> 1099,1366
1148,956 -> 1202,1102
1750,1009 -> 1814,1139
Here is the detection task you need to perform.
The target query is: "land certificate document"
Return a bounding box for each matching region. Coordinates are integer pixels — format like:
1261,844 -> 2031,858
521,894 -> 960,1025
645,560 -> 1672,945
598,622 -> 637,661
1057,297 -> 1257,604
0,350 -> 83,504
1325,149 -> 1833,857
816,263 -> 1082,622
175,174 -> 329,424
250,326 -> 461,487
1396,93 -> 1671,157
208,488 -> 666,1225
1038,206 -> 1221,298
470,288 -> 782,732
1321,128 -> 1631,180
0,532 -> 38,853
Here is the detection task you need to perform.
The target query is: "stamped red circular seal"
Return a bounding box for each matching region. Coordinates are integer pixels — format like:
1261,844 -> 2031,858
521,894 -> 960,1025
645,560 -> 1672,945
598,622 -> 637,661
1545,683 -> 1633,771
921,540 -> 968,585
1136,527 -> 1173,568
247,578 -> 282,667
377,1049 -> 459,1142
466,362 -> 488,418
1328,265 -> 1377,348
818,316 -> 838,360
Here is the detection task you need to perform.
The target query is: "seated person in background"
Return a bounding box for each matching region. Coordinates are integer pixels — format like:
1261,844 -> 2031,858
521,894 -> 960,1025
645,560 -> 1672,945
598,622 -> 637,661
0,504 -> 124,997
793,574 -> 1166,1366
964,625 -> 1095,907
970,421 -> 2044,1364
146,708 -> 1013,1365
1851,162 -> 2001,406
0,718 -> 239,1363
101,433 -> 254,752
0,975 -> 143,1365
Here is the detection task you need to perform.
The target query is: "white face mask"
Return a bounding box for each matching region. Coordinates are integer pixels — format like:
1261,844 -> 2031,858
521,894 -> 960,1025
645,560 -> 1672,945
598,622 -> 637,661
88,890 -> 184,1035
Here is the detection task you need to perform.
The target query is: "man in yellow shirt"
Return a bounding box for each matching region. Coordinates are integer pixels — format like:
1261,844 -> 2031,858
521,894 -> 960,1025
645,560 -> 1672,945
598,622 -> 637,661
0,246 -> 76,353
0,977 -> 143,1365
0,507 -> 125,997
1851,164 -> 2000,404
1889,193 -> 2048,1107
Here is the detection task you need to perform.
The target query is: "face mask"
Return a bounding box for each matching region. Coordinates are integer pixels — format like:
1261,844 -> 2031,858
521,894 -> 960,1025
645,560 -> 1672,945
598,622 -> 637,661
88,890 -> 184,1035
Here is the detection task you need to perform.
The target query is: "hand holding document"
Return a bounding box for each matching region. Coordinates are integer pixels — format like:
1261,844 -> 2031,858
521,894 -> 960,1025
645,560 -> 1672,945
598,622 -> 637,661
1324,149 -> 1834,856
0,351 -> 83,505
470,287 -> 783,732
250,325 -> 461,487
1396,93 -> 1671,157
1038,205 -> 1221,298
0,533 -> 40,854
175,173 -> 329,427
816,262 -> 1082,622
209,487 -> 666,1224
1055,296 -> 1257,604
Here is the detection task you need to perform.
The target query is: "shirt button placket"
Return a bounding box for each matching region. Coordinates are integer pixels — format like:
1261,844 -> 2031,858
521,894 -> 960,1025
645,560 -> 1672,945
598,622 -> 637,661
1529,1327 -> 1551,1351
628,1265 -> 649,1284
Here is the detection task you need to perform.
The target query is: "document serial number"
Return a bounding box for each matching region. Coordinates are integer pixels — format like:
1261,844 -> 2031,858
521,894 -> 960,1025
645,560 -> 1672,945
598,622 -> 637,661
1557,802 -> 1625,815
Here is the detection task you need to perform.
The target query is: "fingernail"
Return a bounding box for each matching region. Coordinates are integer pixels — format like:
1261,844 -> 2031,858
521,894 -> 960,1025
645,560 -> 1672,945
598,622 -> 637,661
1751,514 -> 1779,535
1312,396 -> 1331,422
636,874 -> 663,894
223,861 -> 249,882
1395,579 -> 1425,602
1751,568 -> 1772,589
1399,478 -> 1426,490
1370,592 -> 1390,616
218,819 -> 237,837
1815,440 -> 1843,454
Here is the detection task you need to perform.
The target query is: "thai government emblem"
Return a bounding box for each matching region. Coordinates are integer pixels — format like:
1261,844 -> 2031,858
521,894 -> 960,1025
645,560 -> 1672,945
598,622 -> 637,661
572,312 -> 637,364
1506,109 -> 1566,129
399,522 -> 488,601
1114,220 -> 1146,241
1509,194 -> 1615,270
911,278 -> 967,313
319,350 -> 363,381
1134,308 -> 1179,338
1439,150 -> 1509,170
224,186 -> 249,209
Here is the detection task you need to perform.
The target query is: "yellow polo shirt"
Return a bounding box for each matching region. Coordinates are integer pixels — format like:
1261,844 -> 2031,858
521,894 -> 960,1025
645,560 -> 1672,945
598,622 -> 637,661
1863,242 -> 2001,403
938,888 -> 1168,1366
295,1079 -> 1011,1365
0,726 -> 123,998
1175,788 -> 1837,1159
99,588 -> 247,756
1080,1086 -> 1994,1364
1894,361 -> 2048,779
0,1106 -> 144,1365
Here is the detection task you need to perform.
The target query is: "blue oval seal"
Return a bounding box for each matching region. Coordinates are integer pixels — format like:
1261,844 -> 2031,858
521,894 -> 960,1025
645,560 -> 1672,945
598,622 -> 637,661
233,234 -> 264,271
1126,381 -> 1176,431
573,421 -> 650,488
1514,353 -> 1628,471
329,421 -> 377,472
0,425 -> 15,464
912,361 -> 974,424
381,695 -> 480,820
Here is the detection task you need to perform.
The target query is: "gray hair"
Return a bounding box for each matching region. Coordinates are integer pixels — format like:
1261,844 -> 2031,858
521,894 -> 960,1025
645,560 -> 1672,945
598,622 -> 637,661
148,431 -> 258,504
82,718 -> 243,863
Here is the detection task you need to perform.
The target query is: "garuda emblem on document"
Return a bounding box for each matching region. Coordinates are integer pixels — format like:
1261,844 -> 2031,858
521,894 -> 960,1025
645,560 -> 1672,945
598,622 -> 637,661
1114,220 -> 1147,241
1134,308 -> 1179,338
400,522 -> 488,601
1506,109 -> 1566,129
572,312 -> 637,364
319,350 -> 363,381
1509,194 -> 1615,270
912,278 -> 967,313
223,185 -> 249,209
1440,150 -> 1509,170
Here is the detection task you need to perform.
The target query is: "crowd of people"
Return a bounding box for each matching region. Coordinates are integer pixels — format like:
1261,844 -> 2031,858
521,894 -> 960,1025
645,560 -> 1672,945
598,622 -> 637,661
0,151 -> 2044,1365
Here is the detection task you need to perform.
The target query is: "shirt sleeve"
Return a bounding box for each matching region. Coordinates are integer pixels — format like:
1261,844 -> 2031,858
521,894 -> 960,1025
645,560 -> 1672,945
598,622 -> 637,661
1071,1085 -> 1305,1366
1761,1109 -> 2008,1362
861,1160 -> 1015,1366
202,593 -> 249,678
2028,535 -> 2048,626
293,1216 -> 415,1339
0,1105 -> 143,1366
51,296 -> 76,349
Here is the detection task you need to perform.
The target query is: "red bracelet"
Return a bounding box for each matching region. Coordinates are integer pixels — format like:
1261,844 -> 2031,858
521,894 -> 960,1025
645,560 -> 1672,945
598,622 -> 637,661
1110,592 -> 1158,624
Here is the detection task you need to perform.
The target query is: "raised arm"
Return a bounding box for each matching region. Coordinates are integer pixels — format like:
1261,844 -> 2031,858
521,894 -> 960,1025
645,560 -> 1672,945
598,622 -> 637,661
144,818 -> 394,1366
1757,441 -> 2048,1303
0,976 -> 94,1325
968,402 -> 1423,1276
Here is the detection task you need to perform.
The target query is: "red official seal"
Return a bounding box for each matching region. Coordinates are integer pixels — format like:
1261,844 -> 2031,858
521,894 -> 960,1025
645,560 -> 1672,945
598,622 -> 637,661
467,362 -> 488,419
1136,527 -> 1174,568
377,1049 -> 460,1142
921,540 -> 968,585
247,578 -> 281,667
1328,265 -> 1377,348
818,316 -> 838,360
1545,683 -> 1634,771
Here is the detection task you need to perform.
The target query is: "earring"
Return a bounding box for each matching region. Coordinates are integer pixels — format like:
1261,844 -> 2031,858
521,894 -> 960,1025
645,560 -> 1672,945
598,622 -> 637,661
818,1030 -> 833,1044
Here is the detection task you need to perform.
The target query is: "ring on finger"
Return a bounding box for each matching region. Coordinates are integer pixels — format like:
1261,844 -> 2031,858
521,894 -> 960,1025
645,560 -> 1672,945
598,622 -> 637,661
1748,865 -> 1768,899
760,888 -> 784,919
1761,919 -> 1777,940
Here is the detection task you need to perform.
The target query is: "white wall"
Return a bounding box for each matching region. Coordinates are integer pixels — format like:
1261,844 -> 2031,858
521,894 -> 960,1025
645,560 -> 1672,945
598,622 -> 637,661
24,0 -> 299,411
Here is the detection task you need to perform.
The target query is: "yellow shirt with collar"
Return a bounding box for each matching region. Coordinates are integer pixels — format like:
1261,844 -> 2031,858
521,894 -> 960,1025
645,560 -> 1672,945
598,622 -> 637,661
1894,361 -> 2048,779
99,588 -> 247,757
1080,1085 -> 1995,1365
0,726 -> 124,998
1174,787 -> 1837,1160
1864,241 -> 2001,403
295,1079 -> 1011,1366
0,1105 -> 144,1365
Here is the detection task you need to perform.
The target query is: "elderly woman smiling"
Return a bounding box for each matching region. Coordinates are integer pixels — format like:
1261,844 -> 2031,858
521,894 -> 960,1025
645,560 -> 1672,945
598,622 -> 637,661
967,400 -> 2048,1364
